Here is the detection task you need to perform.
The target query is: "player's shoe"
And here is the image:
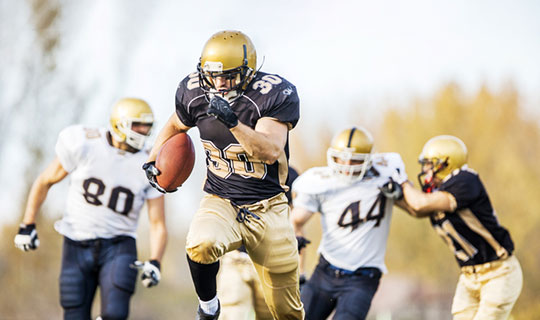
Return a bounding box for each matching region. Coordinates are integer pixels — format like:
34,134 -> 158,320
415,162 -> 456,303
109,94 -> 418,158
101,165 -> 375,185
196,300 -> 220,320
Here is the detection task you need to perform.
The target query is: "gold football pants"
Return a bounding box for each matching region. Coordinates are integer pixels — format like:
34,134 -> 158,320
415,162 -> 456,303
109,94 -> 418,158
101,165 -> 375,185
186,193 -> 304,320
452,255 -> 522,320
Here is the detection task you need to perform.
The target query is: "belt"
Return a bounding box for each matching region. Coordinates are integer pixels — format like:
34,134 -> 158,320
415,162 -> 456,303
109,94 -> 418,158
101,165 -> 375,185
319,255 -> 382,279
460,256 -> 508,274
65,235 -> 133,247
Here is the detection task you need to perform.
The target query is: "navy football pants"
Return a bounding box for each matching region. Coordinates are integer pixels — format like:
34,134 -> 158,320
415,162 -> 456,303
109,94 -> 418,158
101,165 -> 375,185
301,257 -> 381,320
59,236 -> 138,320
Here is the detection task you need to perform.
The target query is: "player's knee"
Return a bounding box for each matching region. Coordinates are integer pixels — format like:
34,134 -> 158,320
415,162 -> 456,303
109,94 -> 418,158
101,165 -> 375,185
186,238 -> 222,264
272,302 -> 304,320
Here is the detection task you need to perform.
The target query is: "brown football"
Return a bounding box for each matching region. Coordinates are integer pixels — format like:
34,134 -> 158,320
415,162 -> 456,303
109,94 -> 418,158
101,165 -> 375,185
155,133 -> 195,191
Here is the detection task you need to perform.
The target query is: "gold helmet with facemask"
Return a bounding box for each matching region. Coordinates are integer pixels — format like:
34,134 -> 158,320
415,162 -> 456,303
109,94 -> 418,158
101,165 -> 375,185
197,30 -> 257,101
418,135 -> 467,191
327,126 -> 374,181
109,98 -> 154,150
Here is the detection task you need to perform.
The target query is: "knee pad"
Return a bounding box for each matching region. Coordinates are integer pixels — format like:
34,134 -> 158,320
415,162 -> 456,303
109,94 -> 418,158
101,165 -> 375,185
186,238 -> 223,264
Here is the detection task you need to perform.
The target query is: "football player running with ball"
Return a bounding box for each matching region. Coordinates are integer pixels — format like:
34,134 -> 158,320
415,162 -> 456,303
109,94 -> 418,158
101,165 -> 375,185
400,135 -> 522,320
14,98 -> 168,320
143,30 -> 304,319
291,126 -> 410,320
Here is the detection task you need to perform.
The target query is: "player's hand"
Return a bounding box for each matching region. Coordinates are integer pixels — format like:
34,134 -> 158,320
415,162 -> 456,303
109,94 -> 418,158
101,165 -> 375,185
391,168 -> 408,185
296,236 -> 311,252
207,96 -> 238,129
142,161 -> 176,193
379,178 -> 404,200
14,223 -> 40,252
299,274 -> 307,292
131,260 -> 161,288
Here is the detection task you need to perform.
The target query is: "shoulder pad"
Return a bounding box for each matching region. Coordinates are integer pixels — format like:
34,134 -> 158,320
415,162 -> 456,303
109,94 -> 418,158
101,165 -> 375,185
292,167 -> 337,195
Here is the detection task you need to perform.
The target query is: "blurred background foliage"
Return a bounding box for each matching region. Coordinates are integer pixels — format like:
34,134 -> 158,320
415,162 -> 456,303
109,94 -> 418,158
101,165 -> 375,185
2,83 -> 539,319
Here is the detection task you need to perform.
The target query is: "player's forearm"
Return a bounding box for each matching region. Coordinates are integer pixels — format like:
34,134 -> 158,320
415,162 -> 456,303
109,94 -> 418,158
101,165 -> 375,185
230,122 -> 282,163
22,178 -> 52,225
402,183 -> 435,217
149,223 -> 168,262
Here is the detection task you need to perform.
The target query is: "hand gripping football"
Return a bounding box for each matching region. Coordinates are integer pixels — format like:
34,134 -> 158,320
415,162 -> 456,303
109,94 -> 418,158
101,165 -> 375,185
155,133 -> 195,191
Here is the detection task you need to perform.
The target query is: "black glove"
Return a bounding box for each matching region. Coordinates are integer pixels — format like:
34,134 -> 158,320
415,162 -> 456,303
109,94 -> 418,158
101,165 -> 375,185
379,178 -> 403,200
207,96 -> 239,128
14,223 -> 40,251
131,259 -> 161,288
299,274 -> 307,292
142,161 -> 176,193
296,236 -> 311,252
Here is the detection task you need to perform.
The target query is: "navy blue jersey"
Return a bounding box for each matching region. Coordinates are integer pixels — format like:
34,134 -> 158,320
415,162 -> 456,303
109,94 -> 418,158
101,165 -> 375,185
175,71 -> 299,204
430,167 -> 514,267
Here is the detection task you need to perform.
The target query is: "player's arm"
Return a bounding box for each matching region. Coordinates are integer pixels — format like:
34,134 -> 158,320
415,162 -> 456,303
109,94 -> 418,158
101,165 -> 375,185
146,113 -> 190,163
401,182 -> 457,218
230,118 -> 288,164
136,195 -> 168,288
143,113 -> 191,193
15,157 -> 68,251
147,195 -> 167,262
22,157 -> 68,224
291,206 -> 315,274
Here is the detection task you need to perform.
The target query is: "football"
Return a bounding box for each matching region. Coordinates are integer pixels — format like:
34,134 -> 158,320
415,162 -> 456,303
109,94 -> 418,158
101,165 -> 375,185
155,133 -> 196,191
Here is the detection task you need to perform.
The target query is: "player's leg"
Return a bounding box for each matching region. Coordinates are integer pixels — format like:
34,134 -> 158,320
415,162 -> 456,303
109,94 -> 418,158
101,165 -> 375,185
451,273 -> 481,320
217,250 -> 257,320
475,256 -> 523,320
300,266 -> 337,320
99,237 -> 138,320
332,270 -> 381,320
251,265 -> 274,320
59,238 -> 98,320
243,194 -> 304,319
185,194 -> 243,317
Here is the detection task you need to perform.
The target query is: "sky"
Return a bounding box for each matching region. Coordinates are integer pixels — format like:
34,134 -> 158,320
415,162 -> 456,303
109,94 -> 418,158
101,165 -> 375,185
2,0 -> 540,226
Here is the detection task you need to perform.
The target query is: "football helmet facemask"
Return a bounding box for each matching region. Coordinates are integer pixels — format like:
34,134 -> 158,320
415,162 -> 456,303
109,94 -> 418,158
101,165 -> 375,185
197,30 -> 257,102
417,135 -> 467,192
327,126 -> 374,181
110,98 -> 154,150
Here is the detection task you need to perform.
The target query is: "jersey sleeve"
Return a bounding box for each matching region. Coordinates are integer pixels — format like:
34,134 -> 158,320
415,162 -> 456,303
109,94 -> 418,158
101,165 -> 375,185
262,82 -> 300,129
54,125 -> 86,173
175,77 -> 197,127
291,168 -> 325,212
145,185 -> 163,200
441,172 -> 482,210
293,192 -> 320,213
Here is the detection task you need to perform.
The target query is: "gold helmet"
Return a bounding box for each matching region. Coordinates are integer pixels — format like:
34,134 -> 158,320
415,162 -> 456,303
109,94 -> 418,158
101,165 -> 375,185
109,98 -> 154,150
418,135 -> 467,190
197,30 -> 257,101
327,126 -> 374,181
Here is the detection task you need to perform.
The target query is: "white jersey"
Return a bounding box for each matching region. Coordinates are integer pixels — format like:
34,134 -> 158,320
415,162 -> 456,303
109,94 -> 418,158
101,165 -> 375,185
293,153 -> 406,273
53,125 -> 161,241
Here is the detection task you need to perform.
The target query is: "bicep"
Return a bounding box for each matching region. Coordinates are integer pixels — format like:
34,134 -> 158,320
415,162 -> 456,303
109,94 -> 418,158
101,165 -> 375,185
39,157 -> 69,186
254,117 -> 288,148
